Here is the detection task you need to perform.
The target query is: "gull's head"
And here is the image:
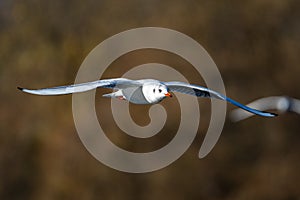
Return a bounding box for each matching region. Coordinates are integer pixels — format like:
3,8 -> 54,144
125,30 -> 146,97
142,83 -> 172,104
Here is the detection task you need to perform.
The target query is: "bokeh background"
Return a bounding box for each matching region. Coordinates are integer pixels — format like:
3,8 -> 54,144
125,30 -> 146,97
1,0 -> 300,199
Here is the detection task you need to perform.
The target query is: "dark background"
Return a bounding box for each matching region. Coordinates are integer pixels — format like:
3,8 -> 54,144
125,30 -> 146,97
1,0 -> 300,199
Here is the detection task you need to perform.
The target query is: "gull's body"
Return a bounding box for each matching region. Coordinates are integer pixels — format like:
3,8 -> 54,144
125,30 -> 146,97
231,96 -> 300,121
18,78 -> 277,117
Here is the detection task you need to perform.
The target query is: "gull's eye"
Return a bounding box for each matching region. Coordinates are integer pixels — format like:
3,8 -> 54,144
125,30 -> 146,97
153,89 -> 155,93
158,89 -> 162,93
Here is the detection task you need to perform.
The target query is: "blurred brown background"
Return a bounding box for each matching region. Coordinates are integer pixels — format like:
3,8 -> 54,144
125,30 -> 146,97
1,0 -> 300,199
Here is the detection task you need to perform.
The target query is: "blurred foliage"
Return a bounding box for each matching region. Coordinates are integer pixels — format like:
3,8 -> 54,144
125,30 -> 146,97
1,0 -> 300,199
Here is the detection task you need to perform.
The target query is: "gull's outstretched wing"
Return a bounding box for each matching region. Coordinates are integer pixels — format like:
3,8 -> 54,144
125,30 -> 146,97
164,81 -> 277,117
18,78 -> 138,95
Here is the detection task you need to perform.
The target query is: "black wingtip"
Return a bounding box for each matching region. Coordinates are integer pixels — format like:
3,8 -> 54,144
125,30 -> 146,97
17,87 -> 24,91
265,111 -> 278,117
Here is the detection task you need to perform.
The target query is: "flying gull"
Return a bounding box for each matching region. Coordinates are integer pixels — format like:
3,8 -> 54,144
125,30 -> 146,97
18,78 -> 277,117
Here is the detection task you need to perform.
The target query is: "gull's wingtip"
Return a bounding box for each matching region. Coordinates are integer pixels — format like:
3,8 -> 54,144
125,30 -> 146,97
17,87 -> 24,91
270,112 -> 278,117
225,97 -> 279,118
261,111 -> 278,117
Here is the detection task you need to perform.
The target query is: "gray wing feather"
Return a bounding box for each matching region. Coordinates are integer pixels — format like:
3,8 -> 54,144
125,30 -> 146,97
164,81 -> 225,100
18,78 -> 138,95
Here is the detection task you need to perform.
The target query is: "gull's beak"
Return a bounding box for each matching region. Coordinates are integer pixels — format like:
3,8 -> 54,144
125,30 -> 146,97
165,92 -> 172,97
